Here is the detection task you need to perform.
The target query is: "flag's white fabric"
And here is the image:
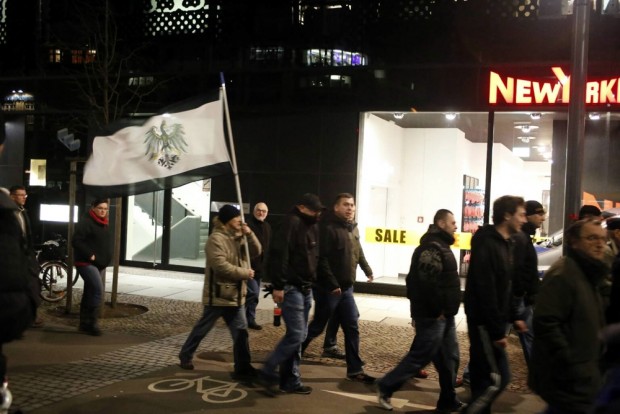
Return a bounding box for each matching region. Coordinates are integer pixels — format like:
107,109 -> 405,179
83,98 -> 229,188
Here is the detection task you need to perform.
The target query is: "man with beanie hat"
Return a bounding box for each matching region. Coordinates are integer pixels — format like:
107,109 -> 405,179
511,200 -> 545,366
258,193 -> 323,395
178,204 -> 261,381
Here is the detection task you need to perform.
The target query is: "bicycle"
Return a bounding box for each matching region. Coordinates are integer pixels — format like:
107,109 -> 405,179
148,374 -> 248,404
35,235 -> 78,303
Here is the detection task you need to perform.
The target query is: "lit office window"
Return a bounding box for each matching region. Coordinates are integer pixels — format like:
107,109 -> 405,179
49,49 -> 62,63
304,49 -> 367,67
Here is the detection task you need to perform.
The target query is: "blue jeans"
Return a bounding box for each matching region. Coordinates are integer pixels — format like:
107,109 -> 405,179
179,305 -> 252,375
76,265 -> 105,308
245,277 -> 260,324
305,286 -> 364,375
378,316 -> 460,408
261,285 -> 312,391
514,297 -> 534,366
464,324 -> 511,414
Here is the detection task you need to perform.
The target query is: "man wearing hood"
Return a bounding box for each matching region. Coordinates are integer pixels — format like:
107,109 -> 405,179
530,218 -> 609,413
510,200 -> 545,366
301,193 -> 375,384
463,195 -> 527,414
377,209 -> 463,412
178,204 -> 261,381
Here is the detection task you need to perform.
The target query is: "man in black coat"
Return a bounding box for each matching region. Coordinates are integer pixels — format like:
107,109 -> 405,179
377,209 -> 463,412
245,202 -> 271,330
463,195 -> 528,414
0,135 -> 36,411
9,185 -> 43,327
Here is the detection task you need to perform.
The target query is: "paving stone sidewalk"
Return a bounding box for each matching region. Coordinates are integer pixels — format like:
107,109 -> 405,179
9,292 -> 532,412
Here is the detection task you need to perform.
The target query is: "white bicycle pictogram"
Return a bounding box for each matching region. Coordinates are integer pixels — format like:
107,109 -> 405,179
148,375 -> 248,404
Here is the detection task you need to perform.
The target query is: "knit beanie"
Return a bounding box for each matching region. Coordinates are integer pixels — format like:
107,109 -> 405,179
218,204 -> 240,224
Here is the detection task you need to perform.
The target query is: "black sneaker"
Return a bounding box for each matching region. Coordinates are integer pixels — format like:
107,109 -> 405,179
248,321 -> 263,330
256,374 -> 279,397
347,373 -> 376,384
435,400 -> 466,413
231,366 -> 258,382
321,347 -> 346,359
280,385 -> 312,394
179,360 -> 194,370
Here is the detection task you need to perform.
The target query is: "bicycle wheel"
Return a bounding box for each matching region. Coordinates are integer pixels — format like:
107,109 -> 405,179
147,378 -> 195,393
39,261 -> 71,302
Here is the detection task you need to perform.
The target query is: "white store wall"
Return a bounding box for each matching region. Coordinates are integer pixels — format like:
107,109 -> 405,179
357,113 -> 551,280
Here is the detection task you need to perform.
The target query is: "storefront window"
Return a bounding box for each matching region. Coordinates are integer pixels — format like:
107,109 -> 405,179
356,111 -> 558,285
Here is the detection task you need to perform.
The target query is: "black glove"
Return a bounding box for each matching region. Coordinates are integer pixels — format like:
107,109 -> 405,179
262,284 -> 274,298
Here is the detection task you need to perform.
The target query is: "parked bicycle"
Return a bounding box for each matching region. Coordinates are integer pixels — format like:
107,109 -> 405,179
34,234 -> 78,302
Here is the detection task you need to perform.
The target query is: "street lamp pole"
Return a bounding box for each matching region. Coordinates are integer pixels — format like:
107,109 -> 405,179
563,0 -> 591,254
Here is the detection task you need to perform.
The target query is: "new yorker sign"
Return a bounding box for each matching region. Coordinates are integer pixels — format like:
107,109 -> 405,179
489,67 -> 619,105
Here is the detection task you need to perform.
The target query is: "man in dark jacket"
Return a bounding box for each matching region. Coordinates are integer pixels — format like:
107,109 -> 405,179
530,219 -> 609,413
9,185 -> 43,327
301,193 -> 375,384
510,200 -> 545,366
245,202 -> 271,330
258,194 -> 322,395
377,209 -> 463,412
0,134 -> 36,411
463,195 -> 527,414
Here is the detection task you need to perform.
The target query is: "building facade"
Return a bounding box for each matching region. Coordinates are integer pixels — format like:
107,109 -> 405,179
1,0 -> 619,292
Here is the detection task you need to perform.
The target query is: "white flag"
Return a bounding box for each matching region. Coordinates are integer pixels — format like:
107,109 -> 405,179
83,95 -> 231,197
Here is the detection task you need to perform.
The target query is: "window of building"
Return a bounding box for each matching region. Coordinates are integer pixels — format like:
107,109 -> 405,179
249,47 -> 285,63
49,49 -> 62,63
303,49 -> 367,67
128,76 -> 155,87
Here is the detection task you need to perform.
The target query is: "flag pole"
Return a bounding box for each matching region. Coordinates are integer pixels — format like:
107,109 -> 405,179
220,73 -> 251,266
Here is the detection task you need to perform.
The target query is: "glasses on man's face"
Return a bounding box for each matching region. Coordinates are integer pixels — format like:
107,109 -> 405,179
12,193 -> 27,198
94,207 -> 109,211
256,209 -> 268,214
581,235 -> 607,243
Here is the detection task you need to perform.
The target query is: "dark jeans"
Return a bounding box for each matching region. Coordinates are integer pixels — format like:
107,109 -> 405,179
305,286 -> 364,375
245,277 -> 260,324
323,313 -> 340,349
179,305 -> 252,375
378,316 -> 460,408
464,324 -> 511,414
514,297 -> 534,366
261,285 -> 312,391
76,265 -> 105,308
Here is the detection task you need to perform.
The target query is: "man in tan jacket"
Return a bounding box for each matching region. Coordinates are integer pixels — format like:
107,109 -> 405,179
178,204 -> 261,381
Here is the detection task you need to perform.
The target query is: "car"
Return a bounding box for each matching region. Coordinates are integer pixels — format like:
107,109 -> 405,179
535,209 -> 619,276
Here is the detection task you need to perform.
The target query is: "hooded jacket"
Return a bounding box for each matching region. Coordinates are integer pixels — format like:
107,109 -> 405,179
529,251 -> 607,411
204,217 -> 261,307
406,225 -> 460,318
464,224 -> 515,341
